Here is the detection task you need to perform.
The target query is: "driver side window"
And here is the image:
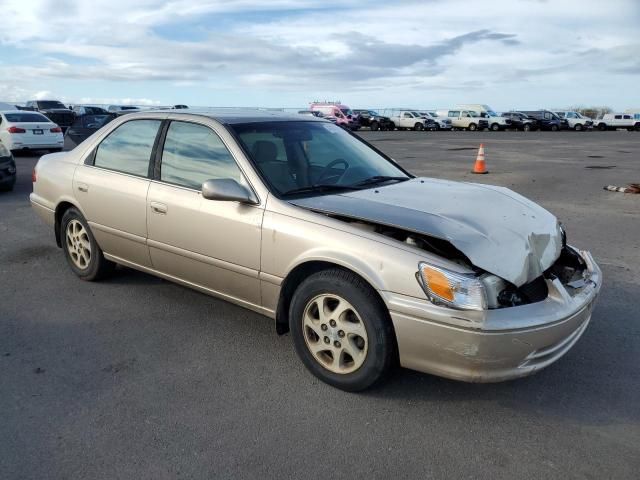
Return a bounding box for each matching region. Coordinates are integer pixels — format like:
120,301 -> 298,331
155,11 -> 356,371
160,121 -> 243,190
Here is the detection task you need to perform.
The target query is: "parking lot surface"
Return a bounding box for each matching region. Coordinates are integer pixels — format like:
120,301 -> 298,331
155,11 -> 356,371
1,131 -> 639,479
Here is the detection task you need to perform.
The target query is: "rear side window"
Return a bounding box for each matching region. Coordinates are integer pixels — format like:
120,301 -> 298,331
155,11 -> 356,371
94,120 -> 161,177
160,121 -> 242,190
615,115 -> 622,119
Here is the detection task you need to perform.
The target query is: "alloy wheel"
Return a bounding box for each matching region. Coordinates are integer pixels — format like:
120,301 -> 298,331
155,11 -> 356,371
66,219 -> 91,270
302,294 -> 369,374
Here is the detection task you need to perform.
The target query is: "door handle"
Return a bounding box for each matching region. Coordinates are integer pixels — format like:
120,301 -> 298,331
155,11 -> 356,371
77,183 -> 89,193
150,202 -> 168,215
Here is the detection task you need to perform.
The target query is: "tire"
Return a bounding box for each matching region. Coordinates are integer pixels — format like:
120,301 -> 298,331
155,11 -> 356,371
370,121 -> 379,131
60,208 -> 115,281
388,122 -> 395,131
598,123 -> 607,131
634,123 -> 640,132
550,124 -> 559,132
413,122 -> 424,131
574,124 -> 583,131
289,268 -> 396,392
490,123 -> 500,131
468,123 -> 477,131
523,123 -> 532,132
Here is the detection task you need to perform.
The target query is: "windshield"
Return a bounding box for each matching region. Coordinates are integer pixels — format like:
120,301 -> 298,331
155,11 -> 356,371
339,108 -> 353,117
411,111 -> 422,117
467,111 -> 479,117
38,101 -> 66,109
231,121 -> 409,196
487,110 -> 499,116
5,112 -> 51,123
369,110 -> 379,116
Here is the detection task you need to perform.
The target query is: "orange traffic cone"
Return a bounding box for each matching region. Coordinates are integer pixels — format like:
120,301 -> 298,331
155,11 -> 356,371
472,144 -> 488,174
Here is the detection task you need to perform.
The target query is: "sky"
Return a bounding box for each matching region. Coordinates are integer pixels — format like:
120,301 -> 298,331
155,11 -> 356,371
0,0 -> 638,111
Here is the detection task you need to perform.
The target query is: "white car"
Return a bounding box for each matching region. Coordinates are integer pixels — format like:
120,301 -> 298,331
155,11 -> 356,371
554,111 -> 593,131
421,111 -> 452,130
595,113 -> 640,131
0,110 -> 64,152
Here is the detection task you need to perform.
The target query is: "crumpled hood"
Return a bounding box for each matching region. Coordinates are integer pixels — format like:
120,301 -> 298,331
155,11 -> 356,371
290,177 -> 562,287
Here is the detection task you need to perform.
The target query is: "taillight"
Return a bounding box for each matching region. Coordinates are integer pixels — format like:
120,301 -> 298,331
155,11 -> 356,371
7,126 -> 26,134
32,168 -> 37,183
50,127 -> 62,133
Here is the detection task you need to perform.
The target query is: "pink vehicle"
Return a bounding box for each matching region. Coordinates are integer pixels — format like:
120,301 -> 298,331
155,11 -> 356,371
309,102 -> 360,130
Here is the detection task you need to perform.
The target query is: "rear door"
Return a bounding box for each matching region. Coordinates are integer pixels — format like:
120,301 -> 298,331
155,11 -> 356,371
73,118 -> 163,267
146,119 -> 264,306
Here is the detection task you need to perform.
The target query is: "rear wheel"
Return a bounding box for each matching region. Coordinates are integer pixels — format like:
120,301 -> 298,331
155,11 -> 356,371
370,121 -> 379,131
60,208 -> 115,281
289,269 -> 396,391
598,123 -> 607,131
388,122 -> 395,131
468,123 -> 477,131
523,123 -> 532,132
634,123 -> 640,132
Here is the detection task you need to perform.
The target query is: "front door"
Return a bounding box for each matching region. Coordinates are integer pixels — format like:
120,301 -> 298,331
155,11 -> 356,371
146,120 -> 264,307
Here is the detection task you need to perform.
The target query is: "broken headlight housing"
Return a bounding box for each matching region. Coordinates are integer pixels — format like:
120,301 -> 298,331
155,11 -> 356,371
417,262 -> 487,311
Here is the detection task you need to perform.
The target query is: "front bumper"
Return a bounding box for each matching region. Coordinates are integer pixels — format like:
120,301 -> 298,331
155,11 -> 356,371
385,250 -> 602,382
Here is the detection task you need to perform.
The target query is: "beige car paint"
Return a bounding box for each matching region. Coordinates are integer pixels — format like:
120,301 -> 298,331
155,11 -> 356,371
30,111 -> 602,383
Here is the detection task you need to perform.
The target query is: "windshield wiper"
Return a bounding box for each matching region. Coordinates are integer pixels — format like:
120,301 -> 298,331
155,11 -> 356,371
283,184 -> 359,196
349,176 -> 410,188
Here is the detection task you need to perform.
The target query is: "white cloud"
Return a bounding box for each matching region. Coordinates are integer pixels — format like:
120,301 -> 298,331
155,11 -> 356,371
0,0 -> 638,108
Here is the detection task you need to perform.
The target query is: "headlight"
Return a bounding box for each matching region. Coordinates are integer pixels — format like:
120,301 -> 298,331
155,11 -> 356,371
417,262 -> 487,310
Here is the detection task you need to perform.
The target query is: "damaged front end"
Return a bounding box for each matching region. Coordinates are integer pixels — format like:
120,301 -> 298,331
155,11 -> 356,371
322,215 -> 592,314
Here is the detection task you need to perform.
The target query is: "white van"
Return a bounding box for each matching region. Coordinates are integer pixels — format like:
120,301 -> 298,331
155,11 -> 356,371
437,109 -> 489,131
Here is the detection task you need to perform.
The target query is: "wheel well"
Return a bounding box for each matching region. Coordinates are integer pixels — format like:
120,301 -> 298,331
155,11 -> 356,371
275,261 -> 387,335
54,201 -> 76,247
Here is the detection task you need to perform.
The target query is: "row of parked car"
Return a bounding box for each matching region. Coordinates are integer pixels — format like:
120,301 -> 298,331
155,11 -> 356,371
299,102 -> 640,133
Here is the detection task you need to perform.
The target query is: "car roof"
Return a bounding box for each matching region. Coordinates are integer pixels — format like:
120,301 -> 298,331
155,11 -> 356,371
124,109 -> 326,125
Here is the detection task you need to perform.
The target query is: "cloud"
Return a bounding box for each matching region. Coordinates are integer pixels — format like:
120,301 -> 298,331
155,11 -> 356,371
0,0 -> 638,108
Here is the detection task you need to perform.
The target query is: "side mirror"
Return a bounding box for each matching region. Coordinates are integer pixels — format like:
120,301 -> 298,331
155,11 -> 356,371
201,178 -> 257,204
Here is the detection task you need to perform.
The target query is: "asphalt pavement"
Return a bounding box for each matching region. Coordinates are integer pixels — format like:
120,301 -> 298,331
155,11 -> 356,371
1,131 -> 639,479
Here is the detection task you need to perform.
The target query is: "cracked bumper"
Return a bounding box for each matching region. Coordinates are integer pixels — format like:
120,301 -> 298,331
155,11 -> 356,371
385,251 -> 602,382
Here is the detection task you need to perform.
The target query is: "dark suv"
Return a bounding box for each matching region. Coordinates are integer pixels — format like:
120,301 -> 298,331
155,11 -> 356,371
502,112 -> 538,131
24,100 -> 75,132
0,143 -> 16,192
353,110 -> 394,131
518,110 -> 567,131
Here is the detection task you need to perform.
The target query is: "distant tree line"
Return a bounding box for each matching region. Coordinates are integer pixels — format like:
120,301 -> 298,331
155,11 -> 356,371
567,106 -> 613,119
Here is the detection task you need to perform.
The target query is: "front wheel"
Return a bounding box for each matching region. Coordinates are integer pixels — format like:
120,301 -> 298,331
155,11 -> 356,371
598,123 -> 607,131
523,123 -> 532,132
370,121 -> 379,131
490,123 -> 500,131
468,123 -> 477,131
550,124 -> 559,131
574,124 -> 583,131
414,122 -> 424,131
60,208 -> 115,281
289,269 -> 396,391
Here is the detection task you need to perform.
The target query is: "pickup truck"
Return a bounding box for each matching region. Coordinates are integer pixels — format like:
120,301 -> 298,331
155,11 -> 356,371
24,100 -> 75,132
595,113 -> 640,131
380,110 -> 428,131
